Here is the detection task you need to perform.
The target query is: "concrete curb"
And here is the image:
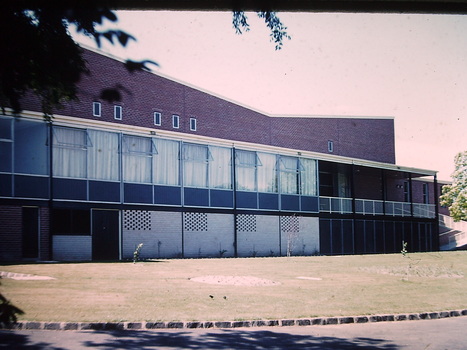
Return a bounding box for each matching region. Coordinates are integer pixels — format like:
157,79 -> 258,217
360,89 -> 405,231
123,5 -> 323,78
3,309 -> 467,331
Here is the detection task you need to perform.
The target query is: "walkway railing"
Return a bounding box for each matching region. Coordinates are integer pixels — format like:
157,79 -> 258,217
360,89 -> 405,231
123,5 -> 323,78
439,214 -> 467,250
319,196 -> 436,218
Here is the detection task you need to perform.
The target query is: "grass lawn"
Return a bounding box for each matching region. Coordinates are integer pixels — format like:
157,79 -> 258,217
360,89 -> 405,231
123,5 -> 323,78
1,251 -> 466,323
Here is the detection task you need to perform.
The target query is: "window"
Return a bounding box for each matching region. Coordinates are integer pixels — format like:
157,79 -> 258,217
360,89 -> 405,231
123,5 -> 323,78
153,139 -> 180,186
423,183 -> 429,204
209,146 -> 232,189
301,158 -> 318,196
52,209 -> 90,235
53,127 -> 90,178
172,114 -> 179,129
114,105 -> 122,120
123,135 -> 157,183
0,117 -> 13,172
279,156 -> 303,194
183,143 -> 210,187
88,130 -> 119,181
257,152 -> 277,193
235,150 -> 260,191
93,102 -> 101,117
154,112 -> 161,126
403,181 -> 410,202
190,118 -> 197,131
14,119 -> 49,175
328,140 -> 334,153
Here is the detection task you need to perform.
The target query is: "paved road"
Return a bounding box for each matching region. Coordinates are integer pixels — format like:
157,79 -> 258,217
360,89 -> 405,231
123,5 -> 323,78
1,317 -> 466,349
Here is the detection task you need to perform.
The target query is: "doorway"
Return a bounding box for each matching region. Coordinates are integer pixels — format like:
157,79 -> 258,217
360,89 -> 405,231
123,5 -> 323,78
92,209 -> 120,261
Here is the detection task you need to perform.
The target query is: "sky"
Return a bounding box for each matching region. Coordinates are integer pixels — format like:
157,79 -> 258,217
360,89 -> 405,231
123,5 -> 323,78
73,10 -> 467,181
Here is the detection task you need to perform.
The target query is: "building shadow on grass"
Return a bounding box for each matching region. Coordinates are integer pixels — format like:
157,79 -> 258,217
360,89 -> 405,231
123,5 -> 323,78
1,329 -> 399,349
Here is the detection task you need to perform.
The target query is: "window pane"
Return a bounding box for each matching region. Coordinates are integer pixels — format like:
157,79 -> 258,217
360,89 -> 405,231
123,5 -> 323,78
236,150 -> 256,191
123,135 -> 152,183
183,143 -> 208,187
53,127 -> 87,178
154,139 -> 180,185
14,120 -> 49,175
210,146 -> 231,189
280,156 -> 299,194
88,130 -> 119,181
0,141 -> 12,172
257,152 -> 277,192
301,158 -> 317,196
0,118 -> 12,140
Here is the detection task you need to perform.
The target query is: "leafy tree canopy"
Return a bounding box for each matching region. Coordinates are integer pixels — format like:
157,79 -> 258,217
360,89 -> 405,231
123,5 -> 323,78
0,3 -> 289,118
440,151 -> 467,221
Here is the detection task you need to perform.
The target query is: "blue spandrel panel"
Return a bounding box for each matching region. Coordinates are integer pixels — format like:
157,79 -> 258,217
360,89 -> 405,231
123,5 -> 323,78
0,174 -> 12,197
281,194 -> 300,211
124,183 -> 152,204
210,189 -> 233,208
89,181 -> 120,202
154,185 -> 181,205
301,196 -> 319,213
259,193 -> 279,210
15,175 -> 49,199
53,178 -> 86,200
236,191 -> 257,209
184,187 -> 209,207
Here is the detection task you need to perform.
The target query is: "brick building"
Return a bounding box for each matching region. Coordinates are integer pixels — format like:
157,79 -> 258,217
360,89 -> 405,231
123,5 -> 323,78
0,48 -> 440,261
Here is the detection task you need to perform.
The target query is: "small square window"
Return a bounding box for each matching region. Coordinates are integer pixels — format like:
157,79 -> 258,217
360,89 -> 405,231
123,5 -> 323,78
172,114 -> 179,129
114,105 -> 122,120
327,140 -> 334,153
190,118 -> 197,131
154,112 -> 161,126
93,102 -> 101,117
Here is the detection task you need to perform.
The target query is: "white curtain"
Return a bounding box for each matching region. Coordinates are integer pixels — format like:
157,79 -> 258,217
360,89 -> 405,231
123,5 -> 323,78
88,130 -> 119,181
257,152 -> 277,193
280,156 -> 299,194
235,150 -> 256,191
123,135 -> 153,183
183,143 -> 208,188
301,158 -> 317,196
210,146 -> 232,189
153,139 -> 180,185
53,127 -> 87,178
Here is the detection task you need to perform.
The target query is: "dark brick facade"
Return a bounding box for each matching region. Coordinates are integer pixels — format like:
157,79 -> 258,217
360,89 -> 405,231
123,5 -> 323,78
21,48 -> 395,164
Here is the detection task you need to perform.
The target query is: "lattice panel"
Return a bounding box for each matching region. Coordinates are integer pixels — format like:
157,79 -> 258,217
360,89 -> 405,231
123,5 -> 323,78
184,212 -> 208,231
236,214 -> 257,232
280,216 -> 300,233
124,210 -> 152,231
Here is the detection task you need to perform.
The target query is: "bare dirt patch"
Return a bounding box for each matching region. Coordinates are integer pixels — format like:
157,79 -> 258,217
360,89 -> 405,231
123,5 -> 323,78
190,275 -> 280,286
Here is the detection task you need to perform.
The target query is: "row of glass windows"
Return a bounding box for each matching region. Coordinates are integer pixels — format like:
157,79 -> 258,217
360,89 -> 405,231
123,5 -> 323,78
0,117 -> 318,196
92,102 -> 197,131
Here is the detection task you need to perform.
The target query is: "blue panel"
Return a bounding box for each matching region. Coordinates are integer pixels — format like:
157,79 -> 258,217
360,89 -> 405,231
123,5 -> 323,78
154,185 -> 181,205
124,183 -> 152,204
259,193 -> 279,210
281,194 -> 300,211
210,189 -> 234,208
89,181 -> 120,202
184,187 -> 209,207
0,174 -> 12,197
53,178 -> 86,200
301,196 -> 319,212
15,175 -> 49,199
236,191 -> 257,209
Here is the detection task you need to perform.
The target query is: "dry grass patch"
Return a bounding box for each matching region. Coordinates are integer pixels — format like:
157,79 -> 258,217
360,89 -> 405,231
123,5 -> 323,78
1,251 -> 466,322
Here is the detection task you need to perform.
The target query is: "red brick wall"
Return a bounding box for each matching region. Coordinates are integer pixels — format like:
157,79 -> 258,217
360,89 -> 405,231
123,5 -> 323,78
0,205 -> 22,261
21,49 -> 395,164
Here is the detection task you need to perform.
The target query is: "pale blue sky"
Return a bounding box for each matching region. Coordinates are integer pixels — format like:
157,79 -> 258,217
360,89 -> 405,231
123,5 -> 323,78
73,11 -> 467,181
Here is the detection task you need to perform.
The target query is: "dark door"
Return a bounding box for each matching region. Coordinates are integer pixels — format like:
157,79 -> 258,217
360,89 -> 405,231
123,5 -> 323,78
22,207 -> 39,259
92,210 -> 119,261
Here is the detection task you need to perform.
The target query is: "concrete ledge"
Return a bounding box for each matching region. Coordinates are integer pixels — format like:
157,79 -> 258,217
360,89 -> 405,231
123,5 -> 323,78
3,309 -> 467,331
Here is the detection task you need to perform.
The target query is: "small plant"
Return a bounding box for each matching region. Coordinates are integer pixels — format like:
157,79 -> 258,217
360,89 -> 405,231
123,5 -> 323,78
401,240 -> 408,258
133,243 -> 144,263
219,249 -> 228,258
